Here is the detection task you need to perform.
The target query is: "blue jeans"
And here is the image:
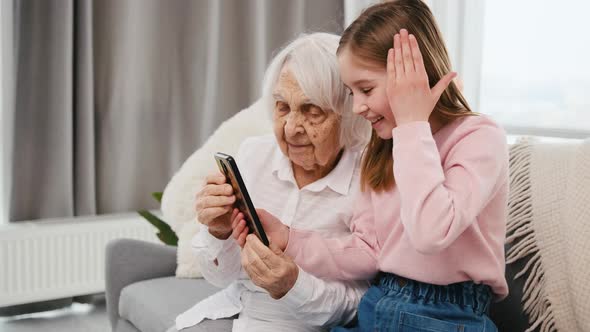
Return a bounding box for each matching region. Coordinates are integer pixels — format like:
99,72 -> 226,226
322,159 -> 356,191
332,273 -> 498,332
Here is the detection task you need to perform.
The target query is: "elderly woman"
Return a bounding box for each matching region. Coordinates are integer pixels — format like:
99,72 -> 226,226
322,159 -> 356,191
170,33 -> 370,332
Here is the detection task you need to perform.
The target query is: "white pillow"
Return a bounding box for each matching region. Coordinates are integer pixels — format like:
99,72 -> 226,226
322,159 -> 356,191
161,99 -> 272,278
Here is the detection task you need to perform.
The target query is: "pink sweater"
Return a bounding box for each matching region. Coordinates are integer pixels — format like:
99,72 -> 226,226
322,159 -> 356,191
285,115 -> 509,299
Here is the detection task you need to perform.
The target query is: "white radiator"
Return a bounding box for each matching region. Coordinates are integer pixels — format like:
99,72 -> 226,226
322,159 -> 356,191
0,213 -> 160,307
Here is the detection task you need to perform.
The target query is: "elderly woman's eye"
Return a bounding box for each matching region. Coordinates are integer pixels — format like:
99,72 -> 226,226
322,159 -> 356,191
276,102 -> 289,113
307,105 -> 324,117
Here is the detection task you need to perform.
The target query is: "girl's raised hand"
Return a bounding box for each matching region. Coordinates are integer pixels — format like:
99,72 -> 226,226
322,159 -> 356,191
386,29 -> 456,125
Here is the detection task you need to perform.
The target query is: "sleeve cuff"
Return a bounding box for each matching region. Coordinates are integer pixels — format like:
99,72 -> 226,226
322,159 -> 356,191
391,121 -> 432,143
276,268 -> 314,309
191,225 -> 234,260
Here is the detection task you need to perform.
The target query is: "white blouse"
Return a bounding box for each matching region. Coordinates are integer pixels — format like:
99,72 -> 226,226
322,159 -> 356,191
176,135 -> 368,332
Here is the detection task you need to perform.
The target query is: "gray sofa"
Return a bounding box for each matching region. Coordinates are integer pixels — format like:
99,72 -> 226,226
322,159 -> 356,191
105,238 -> 232,332
105,238 -> 532,332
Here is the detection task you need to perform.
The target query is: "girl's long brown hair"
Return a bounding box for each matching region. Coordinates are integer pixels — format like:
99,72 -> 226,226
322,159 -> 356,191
338,0 -> 477,192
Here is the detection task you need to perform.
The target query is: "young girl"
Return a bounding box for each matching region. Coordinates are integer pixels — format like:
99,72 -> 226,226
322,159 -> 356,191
233,1 -> 508,330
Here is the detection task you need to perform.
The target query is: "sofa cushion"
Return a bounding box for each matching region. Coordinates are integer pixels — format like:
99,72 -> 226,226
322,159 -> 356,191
119,277 -> 222,332
115,317 -> 141,332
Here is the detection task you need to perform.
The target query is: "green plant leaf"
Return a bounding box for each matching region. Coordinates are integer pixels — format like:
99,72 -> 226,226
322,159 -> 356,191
138,209 -> 178,246
152,192 -> 163,203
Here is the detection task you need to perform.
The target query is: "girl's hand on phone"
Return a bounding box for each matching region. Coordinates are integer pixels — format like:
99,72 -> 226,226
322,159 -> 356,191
386,29 -> 456,126
256,209 -> 290,251
231,208 -> 249,248
195,172 -> 236,239
230,208 -> 290,251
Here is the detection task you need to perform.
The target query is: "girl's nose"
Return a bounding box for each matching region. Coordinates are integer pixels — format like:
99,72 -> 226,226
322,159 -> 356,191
353,102 -> 369,115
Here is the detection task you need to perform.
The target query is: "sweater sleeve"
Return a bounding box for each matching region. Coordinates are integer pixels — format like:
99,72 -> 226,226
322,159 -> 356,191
284,190 -> 379,281
391,120 -> 508,254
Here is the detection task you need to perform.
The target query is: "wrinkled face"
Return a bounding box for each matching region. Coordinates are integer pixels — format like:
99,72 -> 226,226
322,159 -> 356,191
272,67 -> 342,171
338,49 -> 396,139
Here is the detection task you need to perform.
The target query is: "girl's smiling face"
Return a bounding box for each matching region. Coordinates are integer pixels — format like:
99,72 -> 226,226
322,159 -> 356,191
338,49 -> 396,139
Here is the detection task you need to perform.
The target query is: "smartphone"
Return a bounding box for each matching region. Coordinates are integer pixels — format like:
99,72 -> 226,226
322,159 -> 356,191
214,152 -> 269,246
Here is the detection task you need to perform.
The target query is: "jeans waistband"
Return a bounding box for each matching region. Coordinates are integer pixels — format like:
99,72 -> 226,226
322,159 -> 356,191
374,272 -> 492,315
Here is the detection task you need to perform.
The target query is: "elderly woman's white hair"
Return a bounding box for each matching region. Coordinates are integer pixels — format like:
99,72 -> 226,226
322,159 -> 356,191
261,32 -> 370,151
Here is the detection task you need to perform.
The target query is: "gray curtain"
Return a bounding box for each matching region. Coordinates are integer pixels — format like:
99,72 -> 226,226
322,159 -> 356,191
9,0 -> 344,222
1,0 -> 15,225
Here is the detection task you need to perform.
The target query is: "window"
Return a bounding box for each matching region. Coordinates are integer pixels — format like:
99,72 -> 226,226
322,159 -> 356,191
479,0 -> 590,138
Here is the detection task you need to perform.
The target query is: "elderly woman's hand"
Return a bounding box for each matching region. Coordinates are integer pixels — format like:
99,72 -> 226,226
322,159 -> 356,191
241,234 -> 299,299
195,173 -> 236,239
231,208 -> 290,250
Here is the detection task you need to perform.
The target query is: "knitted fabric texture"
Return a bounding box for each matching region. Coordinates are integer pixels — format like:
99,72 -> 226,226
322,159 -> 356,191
506,138 -> 590,332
